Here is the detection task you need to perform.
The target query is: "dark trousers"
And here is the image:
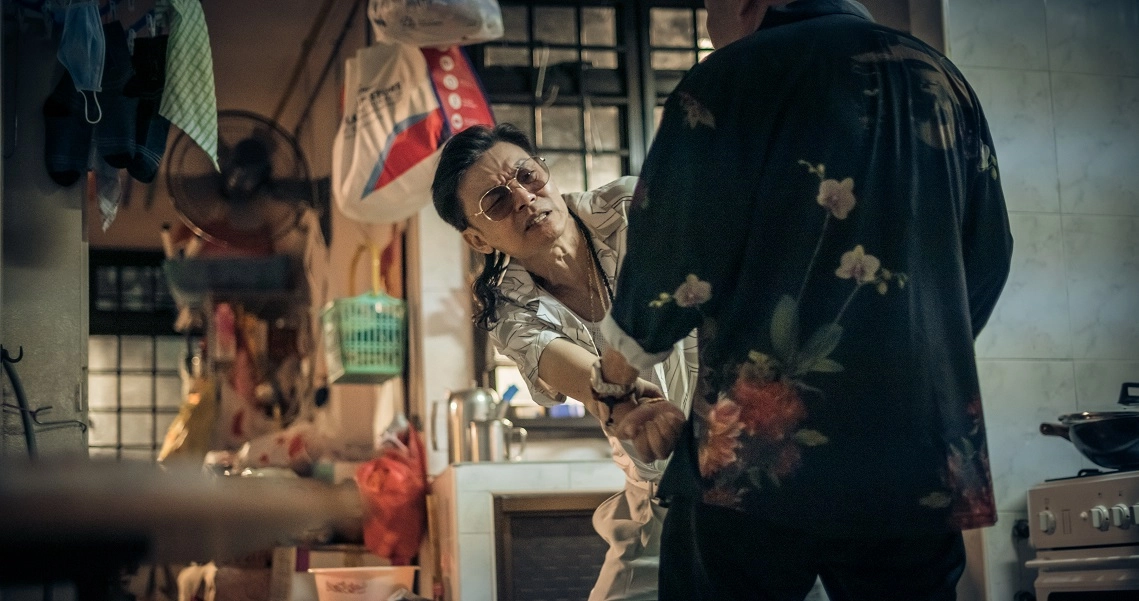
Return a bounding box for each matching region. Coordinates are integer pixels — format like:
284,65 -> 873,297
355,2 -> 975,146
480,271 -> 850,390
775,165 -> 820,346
659,500 -> 966,601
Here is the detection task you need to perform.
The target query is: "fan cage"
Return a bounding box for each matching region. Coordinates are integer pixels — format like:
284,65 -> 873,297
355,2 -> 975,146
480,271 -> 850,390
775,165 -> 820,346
166,110 -> 312,246
321,292 -> 407,385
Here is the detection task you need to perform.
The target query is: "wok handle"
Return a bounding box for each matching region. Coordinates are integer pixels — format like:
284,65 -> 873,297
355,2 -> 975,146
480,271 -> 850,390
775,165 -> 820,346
1120,382 -> 1139,406
1040,422 -> 1071,441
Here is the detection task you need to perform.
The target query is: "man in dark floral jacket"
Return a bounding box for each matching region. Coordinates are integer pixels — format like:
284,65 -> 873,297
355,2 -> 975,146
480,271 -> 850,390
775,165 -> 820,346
593,0 -> 1013,598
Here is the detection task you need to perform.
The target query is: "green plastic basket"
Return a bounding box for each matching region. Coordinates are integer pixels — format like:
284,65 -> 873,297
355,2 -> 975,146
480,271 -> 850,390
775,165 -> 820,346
322,244 -> 407,384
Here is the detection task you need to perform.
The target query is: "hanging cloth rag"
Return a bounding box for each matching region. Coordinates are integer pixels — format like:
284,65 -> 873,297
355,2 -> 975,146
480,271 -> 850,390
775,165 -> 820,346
159,0 -> 219,171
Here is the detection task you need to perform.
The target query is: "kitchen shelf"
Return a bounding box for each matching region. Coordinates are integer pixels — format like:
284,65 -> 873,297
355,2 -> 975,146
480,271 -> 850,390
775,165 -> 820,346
163,256 -> 295,308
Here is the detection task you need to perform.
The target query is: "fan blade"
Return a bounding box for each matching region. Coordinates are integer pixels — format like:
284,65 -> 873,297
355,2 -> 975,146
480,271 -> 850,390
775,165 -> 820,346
249,125 -> 280,156
250,196 -> 305,240
171,173 -> 231,223
268,178 -> 316,206
217,134 -> 234,169
314,176 -> 332,247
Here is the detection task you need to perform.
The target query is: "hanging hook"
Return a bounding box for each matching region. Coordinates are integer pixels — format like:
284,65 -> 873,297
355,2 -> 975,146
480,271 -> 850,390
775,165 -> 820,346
1,345 -> 23,364
533,44 -> 559,108
2,403 -> 90,434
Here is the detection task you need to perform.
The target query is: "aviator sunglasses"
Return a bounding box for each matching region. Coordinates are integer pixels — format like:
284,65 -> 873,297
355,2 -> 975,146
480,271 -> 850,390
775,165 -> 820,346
473,156 -> 550,222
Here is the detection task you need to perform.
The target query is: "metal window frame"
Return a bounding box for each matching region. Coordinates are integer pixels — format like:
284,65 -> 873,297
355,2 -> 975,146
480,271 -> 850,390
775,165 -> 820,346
468,0 -> 704,418
88,249 -> 185,460
472,0 -> 650,180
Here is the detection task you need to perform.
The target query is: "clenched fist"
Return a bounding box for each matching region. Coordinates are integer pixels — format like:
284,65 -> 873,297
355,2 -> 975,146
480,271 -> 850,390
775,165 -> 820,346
612,397 -> 686,462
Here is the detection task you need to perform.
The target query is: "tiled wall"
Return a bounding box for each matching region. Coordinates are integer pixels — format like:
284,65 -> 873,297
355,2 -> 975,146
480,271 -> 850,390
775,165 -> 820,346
414,204 -> 479,475
946,0 -> 1139,599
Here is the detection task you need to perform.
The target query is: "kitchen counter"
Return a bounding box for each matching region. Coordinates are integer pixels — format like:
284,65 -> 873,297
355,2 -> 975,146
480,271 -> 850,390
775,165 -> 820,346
430,460 -> 625,600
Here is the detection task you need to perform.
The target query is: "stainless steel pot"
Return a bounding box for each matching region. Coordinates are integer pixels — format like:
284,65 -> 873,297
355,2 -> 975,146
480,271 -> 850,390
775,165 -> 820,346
431,388 -> 501,464
468,418 -> 527,462
1040,412 -> 1139,470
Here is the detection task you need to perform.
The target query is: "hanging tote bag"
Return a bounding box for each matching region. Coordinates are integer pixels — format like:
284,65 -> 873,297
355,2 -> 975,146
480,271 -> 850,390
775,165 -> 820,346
331,43 -> 494,224
367,0 -> 504,48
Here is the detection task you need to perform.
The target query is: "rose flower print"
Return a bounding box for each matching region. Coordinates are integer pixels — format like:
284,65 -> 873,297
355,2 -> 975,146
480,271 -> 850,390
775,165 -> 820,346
699,399 -> 743,478
730,376 -> 807,442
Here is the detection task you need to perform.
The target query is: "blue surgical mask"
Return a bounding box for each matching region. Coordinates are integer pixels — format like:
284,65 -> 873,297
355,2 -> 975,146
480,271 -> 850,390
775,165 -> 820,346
57,0 -> 105,123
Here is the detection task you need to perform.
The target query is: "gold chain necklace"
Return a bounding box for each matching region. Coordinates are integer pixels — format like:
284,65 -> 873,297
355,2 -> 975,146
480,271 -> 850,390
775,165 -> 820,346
585,247 -> 608,321
570,212 -> 613,322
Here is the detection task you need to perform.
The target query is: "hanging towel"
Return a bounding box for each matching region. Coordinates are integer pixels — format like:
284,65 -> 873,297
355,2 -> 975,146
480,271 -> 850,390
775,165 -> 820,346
159,0 -> 219,171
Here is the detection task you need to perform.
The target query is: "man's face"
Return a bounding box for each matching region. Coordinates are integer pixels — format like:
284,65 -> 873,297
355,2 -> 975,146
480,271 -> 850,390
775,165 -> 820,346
457,142 -> 567,262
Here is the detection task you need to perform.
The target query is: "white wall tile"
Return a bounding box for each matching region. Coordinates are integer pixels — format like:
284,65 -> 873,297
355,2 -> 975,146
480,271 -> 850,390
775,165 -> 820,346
1063,215 -> 1139,359
414,204 -> 477,475
960,67 -> 1059,213
975,214 -> 1071,359
458,532 -> 496,601
567,460 -> 627,490
1074,360 -> 1139,411
417,209 -> 472,290
457,491 -> 494,534
982,512 -> 1037,601
977,360 -> 1081,512
524,438 -> 613,463
1046,0 -> 1139,77
1053,73 -> 1139,216
947,0 -> 1048,70
454,462 -> 571,492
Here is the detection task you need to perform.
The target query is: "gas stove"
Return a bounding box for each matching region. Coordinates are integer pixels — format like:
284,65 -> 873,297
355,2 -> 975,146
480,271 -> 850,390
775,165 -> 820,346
1026,468 -> 1139,598
1028,468 -> 1139,550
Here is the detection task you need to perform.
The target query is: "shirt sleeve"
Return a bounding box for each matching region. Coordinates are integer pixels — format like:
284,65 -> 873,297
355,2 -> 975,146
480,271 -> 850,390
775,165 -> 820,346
571,175 -> 638,242
962,109 -> 1013,338
604,73 -> 755,371
489,303 -> 568,407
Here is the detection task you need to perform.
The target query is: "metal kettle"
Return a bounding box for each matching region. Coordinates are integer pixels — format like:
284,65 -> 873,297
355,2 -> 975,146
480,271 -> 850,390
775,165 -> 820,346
432,387 -> 501,464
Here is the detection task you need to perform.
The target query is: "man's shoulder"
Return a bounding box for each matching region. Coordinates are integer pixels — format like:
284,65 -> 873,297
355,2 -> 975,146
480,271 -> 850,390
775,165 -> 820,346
564,176 -> 637,216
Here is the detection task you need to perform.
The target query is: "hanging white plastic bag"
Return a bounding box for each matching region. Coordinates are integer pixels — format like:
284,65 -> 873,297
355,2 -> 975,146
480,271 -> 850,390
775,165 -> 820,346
331,43 -> 494,224
368,0 -> 504,48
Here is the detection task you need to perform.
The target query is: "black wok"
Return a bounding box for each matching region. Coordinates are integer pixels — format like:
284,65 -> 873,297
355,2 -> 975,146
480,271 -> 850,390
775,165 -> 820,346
1040,412 -> 1139,470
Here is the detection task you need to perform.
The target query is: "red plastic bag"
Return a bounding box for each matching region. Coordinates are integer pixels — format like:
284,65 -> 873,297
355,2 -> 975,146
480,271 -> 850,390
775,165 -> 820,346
354,424 -> 428,565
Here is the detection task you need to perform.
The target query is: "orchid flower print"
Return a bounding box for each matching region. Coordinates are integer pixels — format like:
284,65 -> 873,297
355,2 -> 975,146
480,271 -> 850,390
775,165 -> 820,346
979,143 -> 999,181
650,274 -> 712,309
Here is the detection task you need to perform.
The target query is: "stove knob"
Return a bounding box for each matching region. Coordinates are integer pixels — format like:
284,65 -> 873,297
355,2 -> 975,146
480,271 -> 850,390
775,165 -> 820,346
1037,510 -> 1056,535
1113,504 -> 1133,529
1091,505 -> 1111,531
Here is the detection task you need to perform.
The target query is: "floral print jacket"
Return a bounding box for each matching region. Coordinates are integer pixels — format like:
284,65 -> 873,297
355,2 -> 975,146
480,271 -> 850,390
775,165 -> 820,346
601,0 -> 1012,536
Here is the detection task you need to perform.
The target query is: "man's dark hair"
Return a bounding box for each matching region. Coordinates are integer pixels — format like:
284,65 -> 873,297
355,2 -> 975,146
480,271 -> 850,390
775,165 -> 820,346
431,123 -> 537,329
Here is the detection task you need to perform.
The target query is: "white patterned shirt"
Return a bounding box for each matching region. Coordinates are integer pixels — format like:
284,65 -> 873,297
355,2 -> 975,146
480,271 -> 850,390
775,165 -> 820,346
489,176 -> 699,482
